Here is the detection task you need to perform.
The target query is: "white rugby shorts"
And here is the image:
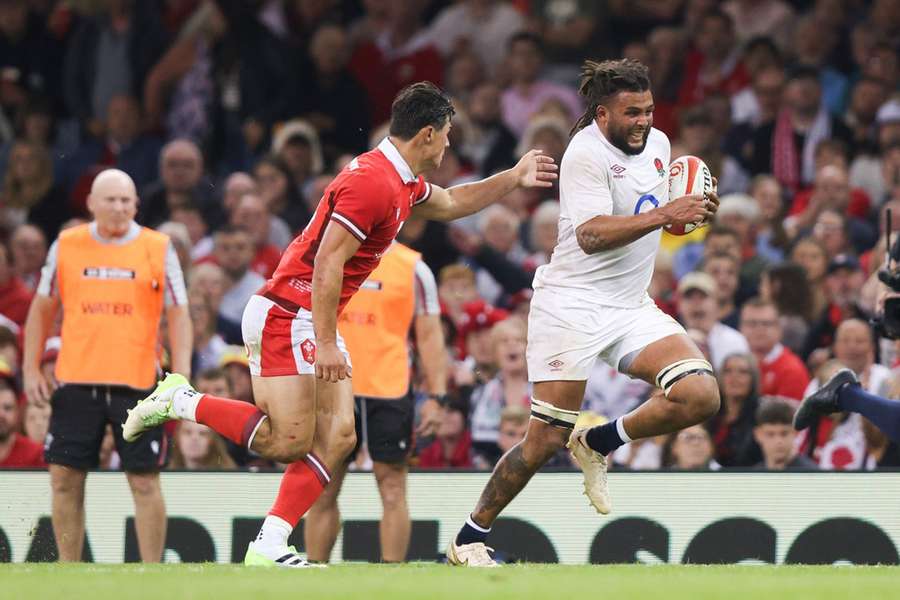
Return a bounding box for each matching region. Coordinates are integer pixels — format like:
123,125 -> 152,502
527,288 -> 685,382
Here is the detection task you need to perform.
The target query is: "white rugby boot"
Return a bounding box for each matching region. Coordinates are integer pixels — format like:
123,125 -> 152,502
567,428 -> 612,514
446,540 -> 498,567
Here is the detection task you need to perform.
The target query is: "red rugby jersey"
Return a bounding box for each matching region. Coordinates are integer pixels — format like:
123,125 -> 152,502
262,138 -> 432,314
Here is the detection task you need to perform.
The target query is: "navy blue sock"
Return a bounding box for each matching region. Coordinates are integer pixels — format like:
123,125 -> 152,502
455,515 -> 491,546
584,418 -> 626,456
838,385 -> 900,443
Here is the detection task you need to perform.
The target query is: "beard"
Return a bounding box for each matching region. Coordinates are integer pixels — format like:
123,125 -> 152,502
607,122 -> 651,156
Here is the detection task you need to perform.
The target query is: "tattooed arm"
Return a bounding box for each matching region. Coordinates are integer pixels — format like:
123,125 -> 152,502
575,212 -> 668,254
574,193 -> 712,254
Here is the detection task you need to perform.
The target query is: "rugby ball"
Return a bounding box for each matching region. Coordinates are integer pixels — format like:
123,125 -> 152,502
665,155 -> 714,236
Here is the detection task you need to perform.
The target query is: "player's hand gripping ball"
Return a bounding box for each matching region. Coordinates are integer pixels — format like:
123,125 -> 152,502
665,155 -> 714,235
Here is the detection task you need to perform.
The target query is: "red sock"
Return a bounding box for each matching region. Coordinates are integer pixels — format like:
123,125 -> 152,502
268,453 -> 332,527
195,394 -> 266,447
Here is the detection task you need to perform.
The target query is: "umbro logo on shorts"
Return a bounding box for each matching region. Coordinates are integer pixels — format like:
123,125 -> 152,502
548,359 -> 564,370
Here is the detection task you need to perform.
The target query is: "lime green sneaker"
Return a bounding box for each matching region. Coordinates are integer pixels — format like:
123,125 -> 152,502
244,542 -> 324,568
122,373 -> 191,442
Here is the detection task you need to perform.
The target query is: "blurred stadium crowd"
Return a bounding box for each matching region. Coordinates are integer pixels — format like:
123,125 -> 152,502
1,0 -> 900,473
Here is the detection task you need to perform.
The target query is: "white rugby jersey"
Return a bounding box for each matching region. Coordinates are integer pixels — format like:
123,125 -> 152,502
533,122 -> 671,307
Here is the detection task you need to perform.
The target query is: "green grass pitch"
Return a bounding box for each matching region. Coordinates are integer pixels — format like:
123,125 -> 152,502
3,563 -> 899,600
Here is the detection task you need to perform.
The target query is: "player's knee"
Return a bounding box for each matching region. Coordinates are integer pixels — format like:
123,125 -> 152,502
528,398 -> 578,460
694,379 -> 721,421
330,421 -> 358,463
658,358 -> 718,423
273,435 -> 314,463
671,374 -> 720,424
522,421 -> 569,464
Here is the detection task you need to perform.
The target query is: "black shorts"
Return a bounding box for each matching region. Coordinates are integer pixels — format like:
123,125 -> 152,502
45,384 -> 168,472
351,396 -> 415,464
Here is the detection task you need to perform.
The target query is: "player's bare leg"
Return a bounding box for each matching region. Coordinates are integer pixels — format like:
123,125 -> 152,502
248,375 -> 318,461
123,372 -> 316,462
248,375 -> 355,567
621,334 -> 721,437
572,334 -> 719,510
310,377 -> 357,471
448,381 -> 582,566
302,377 -> 357,562
305,466 -> 348,563
125,471 -> 166,562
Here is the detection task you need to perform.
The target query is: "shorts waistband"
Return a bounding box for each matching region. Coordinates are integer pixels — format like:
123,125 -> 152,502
261,290 -> 303,315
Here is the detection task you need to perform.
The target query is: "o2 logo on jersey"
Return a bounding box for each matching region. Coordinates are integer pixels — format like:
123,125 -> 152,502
633,194 -> 659,215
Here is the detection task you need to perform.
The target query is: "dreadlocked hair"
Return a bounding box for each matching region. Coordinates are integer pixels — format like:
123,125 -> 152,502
570,58 -> 651,136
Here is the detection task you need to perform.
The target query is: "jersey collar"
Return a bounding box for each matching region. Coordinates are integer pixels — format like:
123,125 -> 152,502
377,137 -> 417,184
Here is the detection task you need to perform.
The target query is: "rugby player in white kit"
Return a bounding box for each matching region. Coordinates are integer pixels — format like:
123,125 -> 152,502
448,59 -> 721,567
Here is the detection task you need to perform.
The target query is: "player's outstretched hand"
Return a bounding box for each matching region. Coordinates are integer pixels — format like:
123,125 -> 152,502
315,341 -> 351,383
661,194 -> 713,227
515,149 -> 558,188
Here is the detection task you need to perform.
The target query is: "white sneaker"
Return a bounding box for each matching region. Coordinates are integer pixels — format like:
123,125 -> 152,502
446,541 -> 497,567
244,541 -> 325,568
567,428 -> 611,514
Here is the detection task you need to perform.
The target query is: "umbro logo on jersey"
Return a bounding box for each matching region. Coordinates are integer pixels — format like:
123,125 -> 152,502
611,164 -> 626,174
548,359 -> 564,370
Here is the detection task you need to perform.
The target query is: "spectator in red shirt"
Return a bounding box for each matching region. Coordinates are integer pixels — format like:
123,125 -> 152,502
230,193 -> 282,279
349,0 -> 444,124
785,163 -> 876,253
418,404 -> 473,469
438,264 -> 480,328
0,380 -> 44,468
740,297 -> 810,400
0,239 -> 33,327
677,8 -> 750,108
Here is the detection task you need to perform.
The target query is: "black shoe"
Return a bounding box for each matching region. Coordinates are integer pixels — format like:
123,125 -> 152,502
793,368 -> 859,431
